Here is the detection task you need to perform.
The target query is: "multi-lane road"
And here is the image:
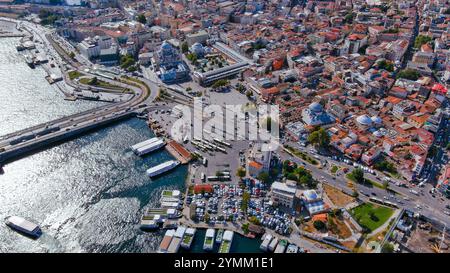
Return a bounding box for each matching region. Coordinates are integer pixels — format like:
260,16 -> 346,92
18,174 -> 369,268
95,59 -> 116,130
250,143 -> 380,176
0,20 -> 159,165
278,142 -> 450,226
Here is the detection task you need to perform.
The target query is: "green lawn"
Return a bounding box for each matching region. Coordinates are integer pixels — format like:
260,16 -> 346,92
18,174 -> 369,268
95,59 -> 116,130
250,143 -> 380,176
285,146 -> 319,166
68,70 -> 82,80
183,235 -> 192,244
346,173 -> 384,189
79,77 -> 122,90
350,203 -> 394,232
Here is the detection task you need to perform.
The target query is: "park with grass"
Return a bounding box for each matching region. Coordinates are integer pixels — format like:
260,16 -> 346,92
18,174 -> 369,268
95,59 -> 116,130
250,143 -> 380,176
350,203 -> 394,233
68,70 -> 83,80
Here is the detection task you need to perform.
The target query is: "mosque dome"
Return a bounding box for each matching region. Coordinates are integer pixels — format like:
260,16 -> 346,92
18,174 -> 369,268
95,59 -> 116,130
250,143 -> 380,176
356,114 -> 373,126
308,102 -> 323,112
371,116 -> 382,124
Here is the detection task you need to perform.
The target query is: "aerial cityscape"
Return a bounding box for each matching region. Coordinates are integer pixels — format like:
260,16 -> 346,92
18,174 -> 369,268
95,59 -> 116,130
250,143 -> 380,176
0,0 -> 449,255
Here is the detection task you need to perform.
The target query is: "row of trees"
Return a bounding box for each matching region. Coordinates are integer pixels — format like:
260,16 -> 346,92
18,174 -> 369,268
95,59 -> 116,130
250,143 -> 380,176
282,160 -> 315,188
374,160 -> 397,175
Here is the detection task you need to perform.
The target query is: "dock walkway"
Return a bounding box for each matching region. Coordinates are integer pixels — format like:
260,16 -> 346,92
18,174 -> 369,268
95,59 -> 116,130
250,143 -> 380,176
165,140 -> 192,164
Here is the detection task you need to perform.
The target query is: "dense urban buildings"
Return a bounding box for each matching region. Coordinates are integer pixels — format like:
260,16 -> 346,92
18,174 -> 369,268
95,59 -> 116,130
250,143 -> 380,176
0,0 -> 449,256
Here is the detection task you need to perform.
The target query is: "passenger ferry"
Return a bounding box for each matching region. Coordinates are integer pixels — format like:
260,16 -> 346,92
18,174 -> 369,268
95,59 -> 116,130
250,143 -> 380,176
218,230 -> 234,253
158,229 -> 175,253
215,229 -> 224,244
5,216 -> 42,238
274,239 -> 288,253
203,228 -> 215,251
268,237 -> 278,252
134,138 -> 165,156
260,233 -> 273,252
146,160 -> 180,178
180,227 -> 196,250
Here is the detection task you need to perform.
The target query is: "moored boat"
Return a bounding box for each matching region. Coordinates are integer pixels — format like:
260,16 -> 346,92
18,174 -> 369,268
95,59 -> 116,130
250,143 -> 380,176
180,227 -> 196,250
215,229 -> 224,244
146,160 -> 180,178
218,230 -> 234,253
203,228 -> 215,251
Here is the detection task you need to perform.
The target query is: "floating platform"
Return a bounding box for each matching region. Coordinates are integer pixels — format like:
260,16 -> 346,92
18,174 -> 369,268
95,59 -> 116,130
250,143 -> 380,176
165,140 -> 192,164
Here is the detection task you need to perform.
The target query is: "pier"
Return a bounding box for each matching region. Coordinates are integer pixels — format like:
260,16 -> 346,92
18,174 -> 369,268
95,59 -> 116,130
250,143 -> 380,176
165,140 -> 192,164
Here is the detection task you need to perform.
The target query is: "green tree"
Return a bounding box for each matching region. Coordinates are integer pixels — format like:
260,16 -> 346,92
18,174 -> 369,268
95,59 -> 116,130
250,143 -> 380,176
181,42 -> 189,53
313,220 -> 326,230
351,190 -> 359,198
120,54 -> 136,70
344,12 -> 355,24
69,51 -> 76,59
257,171 -> 270,184
242,223 -> 249,234
88,77 -> 98,85
381,243 -> 395,253
414,35 -> 432,49
377,60 -> 394,72
397,69 -> 420,81
241,191 -> 250,212
236,167 -> 246,179
350,168 -> 365,183
136,14 -> 147,24
211,79 -> 229,89
307,127 -> 330,149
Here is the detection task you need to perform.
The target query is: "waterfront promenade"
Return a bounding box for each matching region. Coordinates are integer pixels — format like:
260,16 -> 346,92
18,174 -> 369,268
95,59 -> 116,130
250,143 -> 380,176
0,19 -> 159,165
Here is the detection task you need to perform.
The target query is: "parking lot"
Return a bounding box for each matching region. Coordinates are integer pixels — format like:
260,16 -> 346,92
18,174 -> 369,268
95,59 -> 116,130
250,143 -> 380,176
185,179 -> 293,236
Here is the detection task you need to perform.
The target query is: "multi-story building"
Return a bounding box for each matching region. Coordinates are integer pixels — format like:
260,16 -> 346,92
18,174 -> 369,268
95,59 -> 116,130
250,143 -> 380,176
270,181 -> 297,208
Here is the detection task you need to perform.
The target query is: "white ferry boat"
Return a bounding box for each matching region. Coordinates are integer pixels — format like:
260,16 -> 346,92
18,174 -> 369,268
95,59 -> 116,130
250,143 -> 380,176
160,190 -> 181,203
140,214 -> 163,230
268,237 -> 278,252
158,229 -> 175,253
260,233 -> 273,252
131,137 -> 159,151
274,239 -> 288,253
167,226 -> 186,253
180,227 -> 196,250
215,229 -> 224,244
134,139 -> 165,156
146,160 -> 180,178
218,230 -> 234,253
5,216 -> 42,238
203,228 -> 215,251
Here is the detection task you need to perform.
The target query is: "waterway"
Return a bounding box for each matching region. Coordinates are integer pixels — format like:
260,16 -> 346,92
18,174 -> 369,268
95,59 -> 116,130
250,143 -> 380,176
0,37 -> 188,252
179,229 -> 263,253
0,36 -> 258,253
